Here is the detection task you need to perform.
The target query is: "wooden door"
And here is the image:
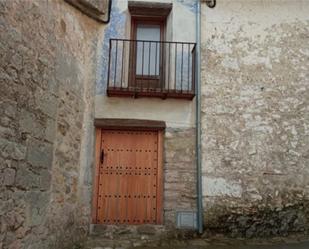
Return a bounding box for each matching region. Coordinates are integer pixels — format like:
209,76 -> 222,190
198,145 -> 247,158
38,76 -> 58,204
93,129 -> 163,225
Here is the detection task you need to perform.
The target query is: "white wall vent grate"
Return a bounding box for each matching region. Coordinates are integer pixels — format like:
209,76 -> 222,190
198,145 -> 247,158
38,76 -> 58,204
176,211 -> 197,230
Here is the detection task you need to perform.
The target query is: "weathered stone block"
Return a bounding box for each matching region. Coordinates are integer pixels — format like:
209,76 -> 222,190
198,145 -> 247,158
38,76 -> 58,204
0,138 -> 26,160
0,126 -> 15,139
2,100 -> 17,119
26,139 -> 53,169
136,225 -> 156,235
4,210 -> 24,230
38,169 -> 51,191
25,191 -> 49,226
15,165 -> 39,189
44,118 -> 56,143
35,89 -> 58,118
3,168 -> 15,186
19,109 -> 45,139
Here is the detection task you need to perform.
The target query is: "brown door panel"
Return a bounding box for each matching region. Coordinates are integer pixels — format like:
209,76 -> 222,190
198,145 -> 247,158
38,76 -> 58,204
93,129 -> 163,225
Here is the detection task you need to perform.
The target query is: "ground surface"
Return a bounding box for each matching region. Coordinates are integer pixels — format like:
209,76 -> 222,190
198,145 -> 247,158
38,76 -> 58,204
134,241 -> 309,249
83,236 -> 309,249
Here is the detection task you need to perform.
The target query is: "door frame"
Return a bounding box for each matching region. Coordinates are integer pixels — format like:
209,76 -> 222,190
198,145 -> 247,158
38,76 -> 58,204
92,119 -> 165,224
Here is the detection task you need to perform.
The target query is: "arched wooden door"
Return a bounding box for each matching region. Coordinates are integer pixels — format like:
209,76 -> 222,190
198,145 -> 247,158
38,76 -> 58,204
92,127 -> 163,225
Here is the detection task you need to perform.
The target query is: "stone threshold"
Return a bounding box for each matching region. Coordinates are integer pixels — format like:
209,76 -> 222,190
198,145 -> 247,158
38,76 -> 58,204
89,224 -> 196,237
87,224 -> 198,243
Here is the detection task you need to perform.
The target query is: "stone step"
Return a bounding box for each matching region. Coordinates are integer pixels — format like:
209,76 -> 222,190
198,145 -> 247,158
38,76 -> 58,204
90,224 -> 167,237
85,224 -> 199,249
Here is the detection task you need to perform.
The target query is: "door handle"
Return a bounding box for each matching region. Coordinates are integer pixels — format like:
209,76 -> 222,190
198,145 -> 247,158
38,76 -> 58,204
100,149 -> 104,164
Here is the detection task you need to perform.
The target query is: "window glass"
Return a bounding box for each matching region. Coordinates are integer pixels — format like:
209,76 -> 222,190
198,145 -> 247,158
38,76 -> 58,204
136,24 -> 161,76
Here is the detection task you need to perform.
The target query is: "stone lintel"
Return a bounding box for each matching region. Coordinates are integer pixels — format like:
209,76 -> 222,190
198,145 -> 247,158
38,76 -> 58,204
128,1 -> 172,17
94,118 -> 166,131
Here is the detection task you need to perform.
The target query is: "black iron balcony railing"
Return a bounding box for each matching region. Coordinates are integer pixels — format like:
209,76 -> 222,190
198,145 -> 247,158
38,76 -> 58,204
107,39 -> 196,100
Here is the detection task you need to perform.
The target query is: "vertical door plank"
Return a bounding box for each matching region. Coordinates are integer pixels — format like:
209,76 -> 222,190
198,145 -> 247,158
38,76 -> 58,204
99,166 -> 108,223
92,128 -> 102,223
156,130 -> 164,224
150,132 -> 157,223
100,131 -> 110,223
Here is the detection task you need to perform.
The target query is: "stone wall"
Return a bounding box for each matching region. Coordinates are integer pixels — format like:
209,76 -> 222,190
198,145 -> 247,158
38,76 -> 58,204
201,0 -> 309,237
164,128 -> 196,227
0,0 -> 103,248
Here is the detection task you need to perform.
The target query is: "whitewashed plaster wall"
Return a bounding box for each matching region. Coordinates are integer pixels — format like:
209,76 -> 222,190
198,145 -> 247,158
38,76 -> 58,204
95,0 -> 197,128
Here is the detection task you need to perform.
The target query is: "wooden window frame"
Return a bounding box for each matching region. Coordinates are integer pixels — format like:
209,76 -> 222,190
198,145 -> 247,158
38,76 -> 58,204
129,16 -> 167,89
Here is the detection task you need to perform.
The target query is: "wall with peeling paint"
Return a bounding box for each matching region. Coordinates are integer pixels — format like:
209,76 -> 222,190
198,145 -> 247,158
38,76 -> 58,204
95,0 -> 197,128
201,0 -> 309,237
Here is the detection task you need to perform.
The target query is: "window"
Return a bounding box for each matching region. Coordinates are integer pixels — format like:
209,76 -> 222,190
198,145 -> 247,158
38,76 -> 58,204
136,23 -> 161,76
129,17 -> 165,89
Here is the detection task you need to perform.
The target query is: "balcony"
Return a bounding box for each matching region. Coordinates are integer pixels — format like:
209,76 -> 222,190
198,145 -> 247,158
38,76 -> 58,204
107,39 -> 196,100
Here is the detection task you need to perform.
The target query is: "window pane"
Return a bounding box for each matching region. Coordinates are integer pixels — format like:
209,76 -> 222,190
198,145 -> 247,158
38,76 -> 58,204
136,24 -> 160,76
136,24 -> 160,41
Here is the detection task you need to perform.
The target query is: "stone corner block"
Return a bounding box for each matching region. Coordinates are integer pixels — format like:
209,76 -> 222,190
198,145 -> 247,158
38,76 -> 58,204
64,0 -> 110,23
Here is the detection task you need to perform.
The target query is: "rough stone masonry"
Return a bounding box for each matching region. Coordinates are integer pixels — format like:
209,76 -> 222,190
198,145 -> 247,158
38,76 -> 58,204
0,0 -> 105,248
